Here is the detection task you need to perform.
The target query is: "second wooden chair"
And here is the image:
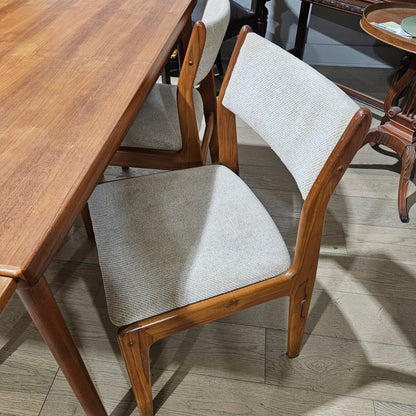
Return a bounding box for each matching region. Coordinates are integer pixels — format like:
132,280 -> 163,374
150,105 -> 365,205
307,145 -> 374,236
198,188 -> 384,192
110,0 -> 230,170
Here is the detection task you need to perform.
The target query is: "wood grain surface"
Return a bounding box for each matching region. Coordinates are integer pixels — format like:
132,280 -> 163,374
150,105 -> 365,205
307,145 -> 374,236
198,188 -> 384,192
0,0 -> 195,283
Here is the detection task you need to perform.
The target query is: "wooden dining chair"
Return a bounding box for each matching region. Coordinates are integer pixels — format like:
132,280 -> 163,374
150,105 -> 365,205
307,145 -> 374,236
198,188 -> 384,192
88,27 -> 371,415
110,0 -> 230,170
191,0 -> 270,75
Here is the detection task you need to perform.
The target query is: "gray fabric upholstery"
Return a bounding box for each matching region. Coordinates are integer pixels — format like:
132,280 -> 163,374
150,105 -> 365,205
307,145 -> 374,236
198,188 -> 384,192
121,83 -> 203,151
120,0 -> 229,152
222,33 -> 359,199
194,0 -> 230,85
89,165 -> 291,327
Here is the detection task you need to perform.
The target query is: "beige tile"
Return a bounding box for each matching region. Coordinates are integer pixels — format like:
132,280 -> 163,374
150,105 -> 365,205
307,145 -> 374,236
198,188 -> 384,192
266,330 -> 416,405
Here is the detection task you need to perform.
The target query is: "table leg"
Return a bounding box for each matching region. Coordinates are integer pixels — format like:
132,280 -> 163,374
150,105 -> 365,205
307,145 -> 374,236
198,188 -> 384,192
16,275 -> 107,416
291,0 -> 311,59
398,145 -> 416,223
364,129 -> 416,223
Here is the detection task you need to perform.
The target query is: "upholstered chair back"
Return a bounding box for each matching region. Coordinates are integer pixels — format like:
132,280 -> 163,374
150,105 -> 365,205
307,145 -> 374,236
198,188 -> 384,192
221,32 -> 360,199
194,0 -> 230,85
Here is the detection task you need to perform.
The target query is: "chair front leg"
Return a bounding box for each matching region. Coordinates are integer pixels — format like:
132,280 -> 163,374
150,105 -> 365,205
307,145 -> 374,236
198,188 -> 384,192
118,328 -> 154,416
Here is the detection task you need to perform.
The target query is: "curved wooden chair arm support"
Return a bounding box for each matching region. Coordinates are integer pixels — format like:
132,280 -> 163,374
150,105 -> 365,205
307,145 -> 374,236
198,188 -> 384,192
201,111 -> 214,161
177,21 -> 206,164
198,69 -> 219,161
287,107 -> 372,357
215,25 -> 254,173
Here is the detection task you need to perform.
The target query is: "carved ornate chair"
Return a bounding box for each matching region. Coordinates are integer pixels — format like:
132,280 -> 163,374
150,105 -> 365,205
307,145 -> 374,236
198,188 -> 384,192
110,0 -> 230,171
88,27 -> 371,415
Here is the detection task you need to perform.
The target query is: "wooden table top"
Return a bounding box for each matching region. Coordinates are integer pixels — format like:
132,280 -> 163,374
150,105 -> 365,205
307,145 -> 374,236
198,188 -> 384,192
0,0 -> 195,282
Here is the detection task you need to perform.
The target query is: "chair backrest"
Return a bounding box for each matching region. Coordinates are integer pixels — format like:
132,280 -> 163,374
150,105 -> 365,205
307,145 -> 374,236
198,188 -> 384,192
220,31 -> 361,200
194,0 -> 230,85
175,0 -> 230,165
217,27 -> 371,276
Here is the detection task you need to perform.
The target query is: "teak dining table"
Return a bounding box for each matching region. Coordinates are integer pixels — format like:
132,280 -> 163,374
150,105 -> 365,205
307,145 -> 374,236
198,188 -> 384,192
0,0 -> 196,414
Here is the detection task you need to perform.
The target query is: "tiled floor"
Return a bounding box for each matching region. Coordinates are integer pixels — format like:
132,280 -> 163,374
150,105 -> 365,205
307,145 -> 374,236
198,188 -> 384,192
1,64 -> 416,415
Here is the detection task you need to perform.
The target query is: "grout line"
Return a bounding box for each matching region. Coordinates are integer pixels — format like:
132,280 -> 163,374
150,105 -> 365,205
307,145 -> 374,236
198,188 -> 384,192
38,367 -> 60,416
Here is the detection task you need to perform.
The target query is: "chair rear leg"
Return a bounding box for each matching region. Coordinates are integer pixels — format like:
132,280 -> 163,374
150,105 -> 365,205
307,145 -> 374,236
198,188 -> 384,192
81,204 -> 95,242
287,278 -> 313,358
118,328 -> 154,416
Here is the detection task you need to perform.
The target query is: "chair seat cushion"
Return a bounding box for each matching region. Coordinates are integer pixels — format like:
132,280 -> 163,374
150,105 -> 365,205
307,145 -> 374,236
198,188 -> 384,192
89,165 -> 291,327
120,83 -> 204,151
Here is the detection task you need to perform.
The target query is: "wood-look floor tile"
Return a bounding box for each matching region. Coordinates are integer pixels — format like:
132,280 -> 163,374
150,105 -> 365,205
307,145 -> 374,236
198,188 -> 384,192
40,365 -> 140,416
266,329 -> 416,405
0,390 -> 47,416
151,370 -> 375,415
237,144 -> 282,167
305,290 -> 416,347
101,165 -> 162,183
327,193 -> 416,229
219,279 -> 416,347
240,164 -> 298,193
316,255 -> 416,300
45,259 -> 103,307
150,321 -> 266,383
374,400 -> 416,415
343,223 -> 416,263
54,225 -> 99,264
336,171 -> 414,200
351,143 -> 402,166
0,348 -> 57,416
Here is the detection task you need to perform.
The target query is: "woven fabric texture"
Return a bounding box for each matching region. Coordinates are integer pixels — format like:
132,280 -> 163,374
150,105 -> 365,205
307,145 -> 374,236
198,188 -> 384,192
194,0 -> 230,85
120,83 -> 203,151
222,33 -> 359,199
89,165 -> 290,327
